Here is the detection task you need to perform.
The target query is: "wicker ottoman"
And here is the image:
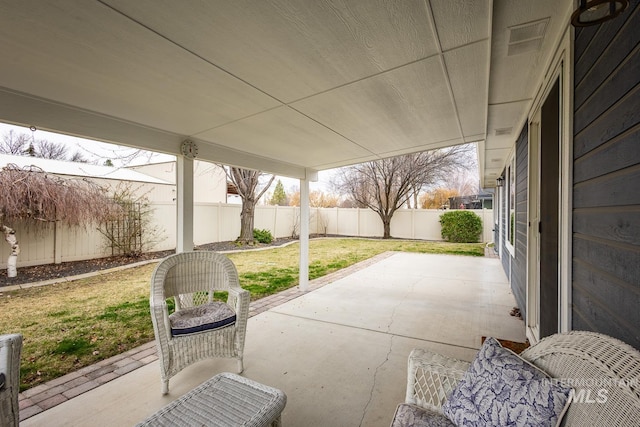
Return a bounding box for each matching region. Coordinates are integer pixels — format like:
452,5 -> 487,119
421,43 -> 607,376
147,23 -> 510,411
136,373 -> 287,427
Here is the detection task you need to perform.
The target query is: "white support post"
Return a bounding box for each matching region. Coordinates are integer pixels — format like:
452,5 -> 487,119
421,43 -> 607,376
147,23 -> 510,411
176,156 -> 194,253
299,177 -> 310,291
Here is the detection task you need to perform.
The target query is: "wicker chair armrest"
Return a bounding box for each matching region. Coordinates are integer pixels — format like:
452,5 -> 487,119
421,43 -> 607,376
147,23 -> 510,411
149,295 -> 172,341
228,286 -> 250,328
0,334 -> 22,376
227,286 -> 250,314
405,348 -> 470,413
227,287 -> 250,355
0,334 -> 23,427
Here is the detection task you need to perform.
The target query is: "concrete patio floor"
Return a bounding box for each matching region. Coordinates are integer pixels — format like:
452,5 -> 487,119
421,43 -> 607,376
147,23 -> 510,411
21,252 -> 525,426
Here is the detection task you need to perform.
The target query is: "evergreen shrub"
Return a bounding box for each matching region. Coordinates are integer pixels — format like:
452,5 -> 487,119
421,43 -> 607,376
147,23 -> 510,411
439,210 -> 483,243
253,228 -> 274,244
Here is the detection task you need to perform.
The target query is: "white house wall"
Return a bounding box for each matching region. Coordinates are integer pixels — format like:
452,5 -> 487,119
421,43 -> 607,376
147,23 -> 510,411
94,178 -> 175,203
129,160 -> 227,204
193,162 -> 227,204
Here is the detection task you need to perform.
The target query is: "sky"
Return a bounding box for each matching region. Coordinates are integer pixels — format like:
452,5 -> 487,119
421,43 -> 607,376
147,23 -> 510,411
0,122 -> 174,167
0,122 -> 333,192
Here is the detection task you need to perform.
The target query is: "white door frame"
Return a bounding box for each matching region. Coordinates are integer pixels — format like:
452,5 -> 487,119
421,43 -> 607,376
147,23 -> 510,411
526,28 -> 573,344
527,113 -> 541,343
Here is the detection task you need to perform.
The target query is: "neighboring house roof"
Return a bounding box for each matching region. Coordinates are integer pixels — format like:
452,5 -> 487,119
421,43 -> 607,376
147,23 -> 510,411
0,153 -> 171,185
227,181 -> 239,195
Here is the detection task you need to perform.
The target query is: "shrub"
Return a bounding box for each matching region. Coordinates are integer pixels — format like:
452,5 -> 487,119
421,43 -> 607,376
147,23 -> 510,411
439,210 -> 482,243
253,228 -> 273,244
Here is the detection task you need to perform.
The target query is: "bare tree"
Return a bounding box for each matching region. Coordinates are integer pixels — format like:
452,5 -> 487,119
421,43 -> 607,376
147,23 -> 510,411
1,130 -> 90,163
0,130 -> 30,155
0,164 -> 116,277
69,151 -> 90,163
420,188 -> 460,209
288,189 -> 340,208
224,167 -> 275,244
34,139 -> 68,159
1,130 -> 159,167
78,143 -> 160,167
335,145 -> 472,238
441,168 -> 479,196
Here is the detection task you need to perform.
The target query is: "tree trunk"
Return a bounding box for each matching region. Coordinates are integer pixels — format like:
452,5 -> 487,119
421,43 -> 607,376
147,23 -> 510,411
238,199 -> 256,244
2,225 -> 20,277
382,218 -> 392,239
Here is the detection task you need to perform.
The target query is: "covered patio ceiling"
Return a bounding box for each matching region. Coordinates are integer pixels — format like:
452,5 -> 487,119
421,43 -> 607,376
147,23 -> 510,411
0,0 -> 569,187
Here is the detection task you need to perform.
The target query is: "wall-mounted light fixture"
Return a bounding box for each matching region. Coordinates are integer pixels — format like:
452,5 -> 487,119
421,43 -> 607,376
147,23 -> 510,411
496,177 -> 505,187
571,0 -> 628,27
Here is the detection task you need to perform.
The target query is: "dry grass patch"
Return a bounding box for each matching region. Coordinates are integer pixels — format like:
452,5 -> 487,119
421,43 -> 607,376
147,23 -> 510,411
0,264 -> 156,390
0,238 -> 483,390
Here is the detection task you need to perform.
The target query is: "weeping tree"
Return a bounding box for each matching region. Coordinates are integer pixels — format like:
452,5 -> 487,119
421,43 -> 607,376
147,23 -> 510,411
0,164 -> 116,277
224,167 -> 275,244
335,145 -> 472,238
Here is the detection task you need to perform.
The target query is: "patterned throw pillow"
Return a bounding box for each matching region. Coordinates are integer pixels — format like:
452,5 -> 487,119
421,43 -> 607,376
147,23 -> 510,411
442,337 -> 571,427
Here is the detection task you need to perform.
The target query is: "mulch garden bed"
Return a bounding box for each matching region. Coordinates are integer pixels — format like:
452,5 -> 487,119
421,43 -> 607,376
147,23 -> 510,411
0,238 -> 299,287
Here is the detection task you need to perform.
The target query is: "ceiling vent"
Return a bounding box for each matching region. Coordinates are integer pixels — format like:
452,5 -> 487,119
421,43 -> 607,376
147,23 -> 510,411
494,127 -> 513,136
507,18 -> 549,56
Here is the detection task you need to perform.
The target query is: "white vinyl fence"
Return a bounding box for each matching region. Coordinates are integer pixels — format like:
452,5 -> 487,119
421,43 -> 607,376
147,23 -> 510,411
1,205 -> 494,269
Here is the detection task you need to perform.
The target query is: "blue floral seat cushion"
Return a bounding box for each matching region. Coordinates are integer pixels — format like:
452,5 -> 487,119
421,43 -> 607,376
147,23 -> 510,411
442,337 -> 572,427
391,403 -> 456,427
169,302 -> 236,336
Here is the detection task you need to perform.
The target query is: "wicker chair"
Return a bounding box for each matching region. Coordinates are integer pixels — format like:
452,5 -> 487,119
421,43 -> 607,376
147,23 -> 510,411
150,251 -> 250,395
393,331 -> 640,426
0,334 -> 22,427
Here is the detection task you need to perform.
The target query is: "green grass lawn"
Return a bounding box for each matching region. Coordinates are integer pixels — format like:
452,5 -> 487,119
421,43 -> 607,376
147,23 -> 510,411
0,238 -> 483,391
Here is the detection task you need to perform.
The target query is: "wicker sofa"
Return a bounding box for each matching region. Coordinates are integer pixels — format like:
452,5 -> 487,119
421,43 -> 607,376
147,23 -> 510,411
392,331 -> 640,426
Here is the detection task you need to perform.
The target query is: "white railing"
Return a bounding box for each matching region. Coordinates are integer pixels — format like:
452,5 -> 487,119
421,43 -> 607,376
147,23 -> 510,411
0,205 -> 494,269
